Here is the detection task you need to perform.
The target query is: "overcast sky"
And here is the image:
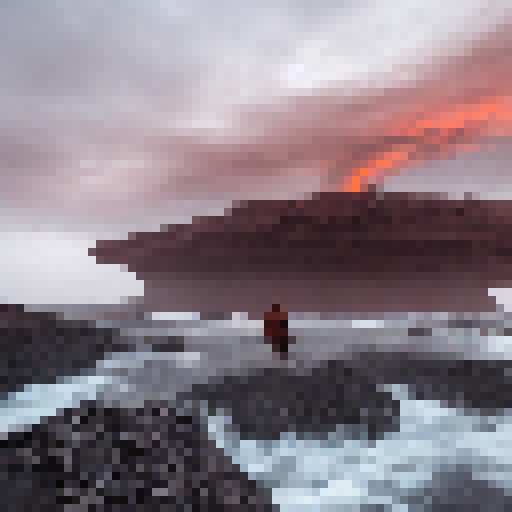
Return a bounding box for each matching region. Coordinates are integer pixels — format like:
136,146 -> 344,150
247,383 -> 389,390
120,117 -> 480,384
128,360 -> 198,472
1,0 -> 511,307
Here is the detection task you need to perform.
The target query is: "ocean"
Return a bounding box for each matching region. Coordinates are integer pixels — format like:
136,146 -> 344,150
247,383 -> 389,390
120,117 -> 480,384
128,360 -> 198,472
3,312 -> 512,510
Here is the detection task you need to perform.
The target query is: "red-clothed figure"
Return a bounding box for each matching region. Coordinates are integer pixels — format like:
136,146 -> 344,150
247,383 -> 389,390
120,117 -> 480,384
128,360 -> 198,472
263,303 -> 293,360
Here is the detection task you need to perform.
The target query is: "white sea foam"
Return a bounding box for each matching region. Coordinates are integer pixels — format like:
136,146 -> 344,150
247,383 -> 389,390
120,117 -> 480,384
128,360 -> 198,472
0,374 -> 112,433
3,314 -> 512,509
206,384 -> 512,510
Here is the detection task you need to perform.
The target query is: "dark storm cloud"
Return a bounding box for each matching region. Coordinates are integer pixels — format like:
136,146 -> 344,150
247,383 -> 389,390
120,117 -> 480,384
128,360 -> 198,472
0,0 -> 358,218
91,190 -> 512,313
0,0 -> 511,305
0,0 -> 509,224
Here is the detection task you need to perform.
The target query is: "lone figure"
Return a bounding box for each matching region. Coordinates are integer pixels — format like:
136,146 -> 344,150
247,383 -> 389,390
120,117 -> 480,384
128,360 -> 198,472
263,303 -> 293,360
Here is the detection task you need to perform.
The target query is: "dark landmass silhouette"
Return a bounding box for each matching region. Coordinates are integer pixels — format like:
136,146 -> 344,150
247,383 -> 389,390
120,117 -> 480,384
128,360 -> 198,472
91,191 -> 512,314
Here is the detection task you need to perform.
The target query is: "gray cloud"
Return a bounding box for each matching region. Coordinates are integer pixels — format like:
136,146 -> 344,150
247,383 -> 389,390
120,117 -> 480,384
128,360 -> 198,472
0,0 -> 509,222
0,0 -> 511,304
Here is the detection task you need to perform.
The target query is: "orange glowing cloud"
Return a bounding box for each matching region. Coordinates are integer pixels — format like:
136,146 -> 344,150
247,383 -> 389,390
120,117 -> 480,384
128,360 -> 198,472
168,22 -> 512,204
27,21 -> 512,217
338,94 -> 512,192
200,23 -> 512,202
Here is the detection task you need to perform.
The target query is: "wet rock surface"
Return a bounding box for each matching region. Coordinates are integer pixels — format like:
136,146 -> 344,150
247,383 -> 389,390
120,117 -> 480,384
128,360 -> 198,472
355,349 -> 512,415
194,358 -> 401,442
0,304 -> 185,399
0,305 -> 126,398
0,399 -> 277,511
5,312 -> 512,510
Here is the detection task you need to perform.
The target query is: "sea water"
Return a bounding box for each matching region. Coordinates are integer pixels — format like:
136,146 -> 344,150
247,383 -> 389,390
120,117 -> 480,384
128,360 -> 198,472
2,312 -> 512,509
206,384 -> 512,510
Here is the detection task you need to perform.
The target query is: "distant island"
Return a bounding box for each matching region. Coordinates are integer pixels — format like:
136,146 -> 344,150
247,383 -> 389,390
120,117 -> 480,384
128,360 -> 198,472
90,190 -> 512,314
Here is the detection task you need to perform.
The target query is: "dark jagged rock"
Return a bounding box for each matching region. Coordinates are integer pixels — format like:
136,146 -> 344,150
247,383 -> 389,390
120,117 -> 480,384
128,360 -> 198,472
0,304 -> 182,398
193,358 -> 401,443
404,465 -> 512,511
0,400 -> 277,511
354,348 -> 512,415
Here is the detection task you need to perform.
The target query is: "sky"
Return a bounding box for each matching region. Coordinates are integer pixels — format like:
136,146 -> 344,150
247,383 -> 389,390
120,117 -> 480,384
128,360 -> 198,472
1,0 -> 512,307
